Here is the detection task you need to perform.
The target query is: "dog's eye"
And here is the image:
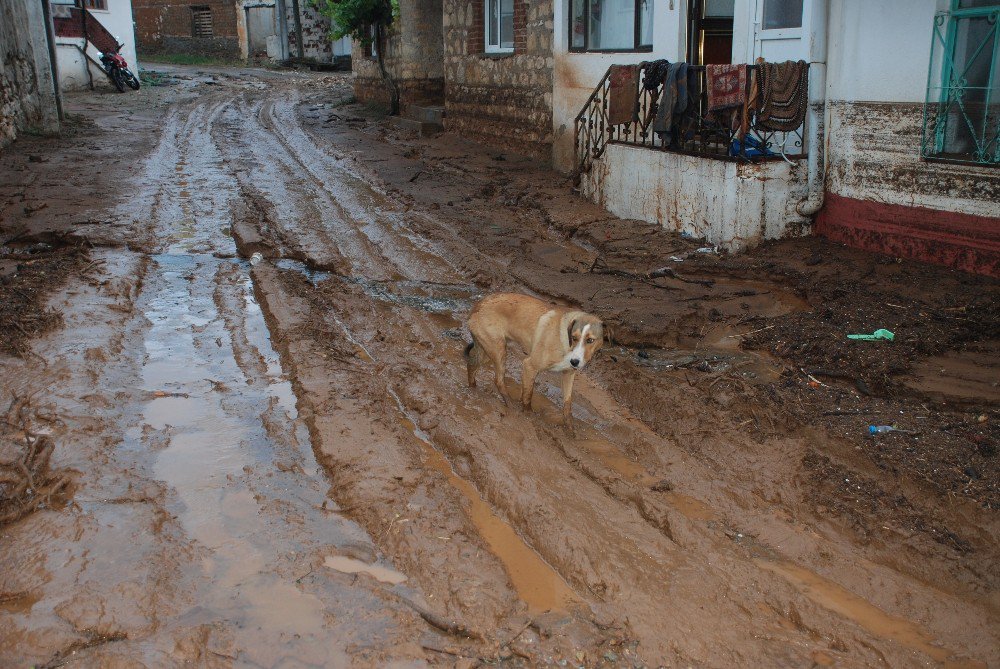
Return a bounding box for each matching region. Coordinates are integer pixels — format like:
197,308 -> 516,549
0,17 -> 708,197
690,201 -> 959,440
586,338 -> 595,344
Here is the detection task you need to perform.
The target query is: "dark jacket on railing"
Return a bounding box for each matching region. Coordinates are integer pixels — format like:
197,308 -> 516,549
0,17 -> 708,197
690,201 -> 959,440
653,63 -> 701,146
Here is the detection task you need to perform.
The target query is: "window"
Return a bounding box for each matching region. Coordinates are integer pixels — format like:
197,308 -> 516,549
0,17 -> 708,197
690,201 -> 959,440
191,6 -> 213,38
485,0 -> 514,52
922,2 -> 1000,165
570,0 -> 653,52
761,0 -> 802,30
82,0 -> 108,9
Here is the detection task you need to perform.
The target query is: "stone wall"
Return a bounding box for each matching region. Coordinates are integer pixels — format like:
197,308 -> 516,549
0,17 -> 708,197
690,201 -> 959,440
0,0 -> 59,149
133,0 -> 241,58
353,0 -> 444,110
442,0 -> 553,161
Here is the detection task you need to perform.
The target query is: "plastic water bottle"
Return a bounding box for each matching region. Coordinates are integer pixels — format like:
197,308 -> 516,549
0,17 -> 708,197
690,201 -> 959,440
250,252 -> 263,266
868,425 -> 896,435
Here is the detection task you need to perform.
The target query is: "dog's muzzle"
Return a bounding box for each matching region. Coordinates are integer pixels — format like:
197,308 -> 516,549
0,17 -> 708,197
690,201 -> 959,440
570,358 -> 581,368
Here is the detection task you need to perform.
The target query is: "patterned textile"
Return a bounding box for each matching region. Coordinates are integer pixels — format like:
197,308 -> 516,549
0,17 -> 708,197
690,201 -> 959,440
607,65 -> 639,126
757,60 -> 809,131
706,64 -> 747,112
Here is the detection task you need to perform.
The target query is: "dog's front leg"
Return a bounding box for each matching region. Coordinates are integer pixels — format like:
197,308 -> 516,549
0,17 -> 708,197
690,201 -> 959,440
520,358 -> 538,410
561,370 -> 576,434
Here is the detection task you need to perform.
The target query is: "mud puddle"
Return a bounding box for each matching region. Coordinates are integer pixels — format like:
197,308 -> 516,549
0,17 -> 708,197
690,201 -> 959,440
388,390 -> 579,615
613,343 -> 785,384
275,258 -> 480,315
754,558 -> 986,668
133,252 -> 414,663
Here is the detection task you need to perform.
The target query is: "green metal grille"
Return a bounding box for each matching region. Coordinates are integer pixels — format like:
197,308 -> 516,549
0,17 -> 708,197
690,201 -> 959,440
922,4 -> 1000,166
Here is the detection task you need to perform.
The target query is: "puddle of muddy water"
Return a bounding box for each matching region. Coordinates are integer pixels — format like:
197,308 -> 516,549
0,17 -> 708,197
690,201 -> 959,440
131,253 -> 397,664
387,390 -> 579,615
754,558 -> 986,668
274,258 -> 480,317
324,555 -> 407,585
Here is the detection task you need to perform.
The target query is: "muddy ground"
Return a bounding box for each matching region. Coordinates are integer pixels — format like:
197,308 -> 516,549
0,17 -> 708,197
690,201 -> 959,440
0,66 -> 997,668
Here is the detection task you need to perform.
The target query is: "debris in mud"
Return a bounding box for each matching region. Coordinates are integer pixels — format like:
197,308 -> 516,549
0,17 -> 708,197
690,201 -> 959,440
0,242 -> 88,358
0,396 -> 70,526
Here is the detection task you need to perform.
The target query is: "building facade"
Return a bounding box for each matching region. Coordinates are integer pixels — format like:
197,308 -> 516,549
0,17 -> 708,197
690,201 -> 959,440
52,0 -> 140,91
354,0 -> 999,276
132,0 -> 242,59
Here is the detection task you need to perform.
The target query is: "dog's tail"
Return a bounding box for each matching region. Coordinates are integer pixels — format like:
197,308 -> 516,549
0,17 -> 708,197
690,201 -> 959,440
464,339 -> 484,366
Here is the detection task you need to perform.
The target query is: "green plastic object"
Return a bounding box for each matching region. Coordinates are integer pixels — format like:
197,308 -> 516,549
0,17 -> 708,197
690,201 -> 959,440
847,329 -> 895,341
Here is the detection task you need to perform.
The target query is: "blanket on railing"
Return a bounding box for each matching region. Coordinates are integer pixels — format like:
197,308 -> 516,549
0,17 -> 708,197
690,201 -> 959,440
706,63 -> 747,112
607,65 -> 639,126
757,60 -> 809,131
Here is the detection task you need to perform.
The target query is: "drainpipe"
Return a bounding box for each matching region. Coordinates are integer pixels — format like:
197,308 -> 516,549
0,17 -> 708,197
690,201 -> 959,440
795,0 -> 830,217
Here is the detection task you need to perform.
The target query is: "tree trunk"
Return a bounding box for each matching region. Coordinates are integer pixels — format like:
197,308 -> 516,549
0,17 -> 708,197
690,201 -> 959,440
374,23 -> 400,116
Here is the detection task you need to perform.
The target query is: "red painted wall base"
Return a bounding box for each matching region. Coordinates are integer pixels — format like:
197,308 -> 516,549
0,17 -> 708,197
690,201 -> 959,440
815,193 -> 1000,278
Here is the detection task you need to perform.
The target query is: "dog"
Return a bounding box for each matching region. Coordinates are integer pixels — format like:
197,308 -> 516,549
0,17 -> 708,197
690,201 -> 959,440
465,293 -> 604,430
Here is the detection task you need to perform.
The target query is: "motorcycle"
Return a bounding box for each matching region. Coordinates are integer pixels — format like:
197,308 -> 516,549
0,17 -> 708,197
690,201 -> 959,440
99,42 -> 140,93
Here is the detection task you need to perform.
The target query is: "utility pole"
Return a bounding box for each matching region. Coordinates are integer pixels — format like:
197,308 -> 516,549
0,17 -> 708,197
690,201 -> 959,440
290,0 -> 304,59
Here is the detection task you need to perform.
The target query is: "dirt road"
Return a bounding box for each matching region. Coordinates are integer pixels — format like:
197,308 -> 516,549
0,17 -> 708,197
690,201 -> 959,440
1,66 -> 997,667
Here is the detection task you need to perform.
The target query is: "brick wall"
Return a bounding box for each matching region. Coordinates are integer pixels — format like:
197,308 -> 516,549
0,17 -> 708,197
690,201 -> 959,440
352,0 -> 444,111
132,0 -> 240,58
443,0 -> 553,161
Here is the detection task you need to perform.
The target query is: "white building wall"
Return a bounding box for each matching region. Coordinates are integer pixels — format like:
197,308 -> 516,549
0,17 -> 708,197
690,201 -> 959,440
54,0 -> 139,92
551,0 -> 685,172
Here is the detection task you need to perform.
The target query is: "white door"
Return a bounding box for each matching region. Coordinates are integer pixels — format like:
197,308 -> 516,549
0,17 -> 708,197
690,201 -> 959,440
752,0 -> 808,61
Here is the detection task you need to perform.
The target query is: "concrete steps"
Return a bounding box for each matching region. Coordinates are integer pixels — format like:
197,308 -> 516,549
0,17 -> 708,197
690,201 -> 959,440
389,104 -> 445,136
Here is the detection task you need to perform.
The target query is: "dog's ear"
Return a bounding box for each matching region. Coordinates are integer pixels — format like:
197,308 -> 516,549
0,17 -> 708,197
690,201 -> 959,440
567,319 -> 577,345
603,323 -> 614,346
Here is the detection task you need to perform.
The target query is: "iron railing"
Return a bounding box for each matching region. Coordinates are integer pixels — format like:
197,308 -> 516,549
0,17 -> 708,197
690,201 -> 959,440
922,9 -> 1000,166
574,62 -> 807,174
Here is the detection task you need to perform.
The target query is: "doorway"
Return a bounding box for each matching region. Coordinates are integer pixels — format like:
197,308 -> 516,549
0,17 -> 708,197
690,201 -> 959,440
687,0 -> 734,65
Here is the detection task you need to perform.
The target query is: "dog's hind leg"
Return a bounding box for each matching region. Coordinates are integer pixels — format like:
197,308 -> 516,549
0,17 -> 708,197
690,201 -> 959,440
483,337 -> 508,405
520,358 -> 538,410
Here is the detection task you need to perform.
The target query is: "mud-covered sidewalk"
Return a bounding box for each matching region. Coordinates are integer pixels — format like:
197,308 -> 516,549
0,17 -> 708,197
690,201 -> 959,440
0,66 -> 997,668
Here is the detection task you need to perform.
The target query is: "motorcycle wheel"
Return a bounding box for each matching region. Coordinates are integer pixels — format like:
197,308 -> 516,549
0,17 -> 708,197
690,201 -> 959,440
123,69 -> 141,90
110,68 -> 126,93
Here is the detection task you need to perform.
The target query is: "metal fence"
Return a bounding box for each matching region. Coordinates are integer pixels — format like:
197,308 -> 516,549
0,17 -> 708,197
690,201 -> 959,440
575,62 -> 807,174
922,9 -> 1000,167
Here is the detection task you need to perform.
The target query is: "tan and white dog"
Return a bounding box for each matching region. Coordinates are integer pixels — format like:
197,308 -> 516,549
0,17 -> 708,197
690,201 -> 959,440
465,293 -> 604,430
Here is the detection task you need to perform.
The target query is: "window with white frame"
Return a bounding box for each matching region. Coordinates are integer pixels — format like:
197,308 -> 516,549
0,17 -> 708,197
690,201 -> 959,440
485,0 -> 514,53
571,0 -> 653,52
83,0 -> 108,10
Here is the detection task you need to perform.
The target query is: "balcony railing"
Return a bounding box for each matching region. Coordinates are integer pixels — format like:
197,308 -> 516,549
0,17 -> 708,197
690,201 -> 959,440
575,62 -> 808,174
